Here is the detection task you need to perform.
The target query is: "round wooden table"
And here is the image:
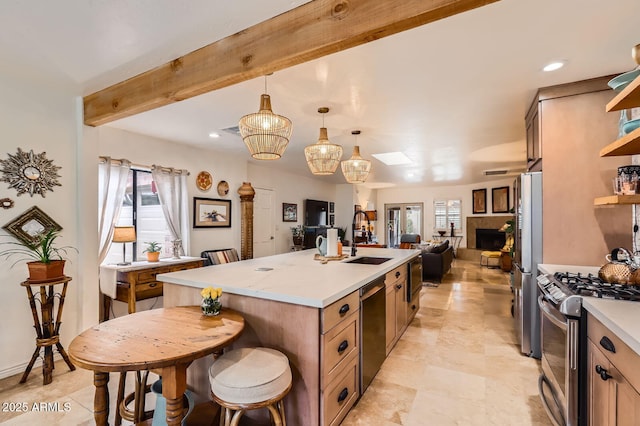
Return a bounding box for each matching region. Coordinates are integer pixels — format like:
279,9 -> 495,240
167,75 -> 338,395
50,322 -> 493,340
68,306 -> 244,426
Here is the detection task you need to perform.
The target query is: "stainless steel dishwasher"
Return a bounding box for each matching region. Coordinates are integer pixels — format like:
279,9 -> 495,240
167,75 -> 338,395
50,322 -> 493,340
360,275 -> 386,392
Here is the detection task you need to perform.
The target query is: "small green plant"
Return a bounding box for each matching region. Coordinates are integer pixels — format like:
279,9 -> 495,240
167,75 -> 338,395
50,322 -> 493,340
0,229 -> 76,266
143,241 -> 162,253
290,225 -> 304,237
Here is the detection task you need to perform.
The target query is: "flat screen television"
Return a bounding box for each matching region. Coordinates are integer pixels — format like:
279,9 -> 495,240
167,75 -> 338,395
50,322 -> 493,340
304,199 -> 328,226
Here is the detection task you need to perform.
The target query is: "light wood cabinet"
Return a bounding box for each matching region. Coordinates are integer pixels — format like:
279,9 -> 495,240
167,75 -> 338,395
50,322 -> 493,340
525,93 -> 542,171
385,264 -> 407,354
321,291 -> 360,426
587,313 -> 640,425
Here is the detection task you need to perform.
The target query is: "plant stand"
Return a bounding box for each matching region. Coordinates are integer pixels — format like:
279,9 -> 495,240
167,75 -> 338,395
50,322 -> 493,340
20,276 -> 75,385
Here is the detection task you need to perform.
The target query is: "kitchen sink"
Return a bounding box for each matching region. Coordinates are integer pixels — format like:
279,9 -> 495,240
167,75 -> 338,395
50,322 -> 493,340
345,256 -> 392,265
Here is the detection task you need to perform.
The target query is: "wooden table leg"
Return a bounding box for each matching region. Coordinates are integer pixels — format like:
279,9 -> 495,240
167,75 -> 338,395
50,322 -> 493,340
162,365 -> 188,426
93,372 -> 110,426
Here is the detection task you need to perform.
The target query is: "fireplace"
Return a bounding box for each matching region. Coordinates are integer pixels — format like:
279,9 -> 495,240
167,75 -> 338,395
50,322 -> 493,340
475,228 -> 506,250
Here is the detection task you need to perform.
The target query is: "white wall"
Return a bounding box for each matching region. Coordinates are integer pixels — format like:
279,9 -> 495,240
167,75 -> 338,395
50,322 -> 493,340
248,163 -> 336,253
0,74 -> 81,378
376,176 -> 515,248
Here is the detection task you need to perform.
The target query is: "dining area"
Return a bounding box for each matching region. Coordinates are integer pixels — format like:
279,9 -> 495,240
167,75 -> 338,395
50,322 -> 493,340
68,306 -> 247,425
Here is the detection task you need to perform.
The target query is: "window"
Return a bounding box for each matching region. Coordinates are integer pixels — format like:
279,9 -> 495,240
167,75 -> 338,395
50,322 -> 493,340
104,169 -> 172,264
434,199 -> 461,232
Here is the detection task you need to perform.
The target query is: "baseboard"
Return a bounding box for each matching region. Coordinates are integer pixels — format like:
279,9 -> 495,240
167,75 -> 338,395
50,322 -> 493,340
0,353 -> 63,380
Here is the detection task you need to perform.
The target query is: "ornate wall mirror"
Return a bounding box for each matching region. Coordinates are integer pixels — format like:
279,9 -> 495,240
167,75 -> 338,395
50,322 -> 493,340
2,206 -> 62,244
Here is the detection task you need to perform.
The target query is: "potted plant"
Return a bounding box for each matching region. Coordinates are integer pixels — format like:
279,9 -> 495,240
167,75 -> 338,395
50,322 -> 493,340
0,229 -> 76,281
143,241 -> 162,262
290,225 -> 304,247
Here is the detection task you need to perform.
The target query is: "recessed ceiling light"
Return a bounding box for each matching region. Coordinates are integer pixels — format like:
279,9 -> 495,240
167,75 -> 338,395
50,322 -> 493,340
208,132 -> 220,138
371,152 -> 412,166
543,61 -> 565,72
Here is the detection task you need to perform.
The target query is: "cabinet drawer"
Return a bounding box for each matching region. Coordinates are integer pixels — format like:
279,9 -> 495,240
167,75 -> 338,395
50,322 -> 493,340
322,312 -> 358,385
322,291 -> 359,333
135,268 -> 169,283
408,288 -> 421,322
385,264 -> 406,286
588,314 -> 640,393
323,353 -> 359,426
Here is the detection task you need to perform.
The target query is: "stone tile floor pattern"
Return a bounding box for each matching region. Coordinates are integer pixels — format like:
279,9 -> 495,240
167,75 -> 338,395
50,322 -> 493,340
0,259 -> 551,425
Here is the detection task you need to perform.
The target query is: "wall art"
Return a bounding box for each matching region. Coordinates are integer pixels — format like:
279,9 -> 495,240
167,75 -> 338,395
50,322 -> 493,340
282,203 -> 297,222
0,148 -> 61,197
472,188 -> 487,214
3,206 -> 62,244
193,197 -> 231,228
492,186 -> 510,213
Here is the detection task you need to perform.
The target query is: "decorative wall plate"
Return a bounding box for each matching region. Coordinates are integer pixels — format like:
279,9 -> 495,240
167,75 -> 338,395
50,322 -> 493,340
217,180 -> 229,196
196,171 -> 212,191
0,149 -> 62,197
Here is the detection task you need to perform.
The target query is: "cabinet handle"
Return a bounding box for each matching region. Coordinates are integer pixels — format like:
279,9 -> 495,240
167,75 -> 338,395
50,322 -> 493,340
396,284 -> 403,290
595,365 -> 612,381
599,336 -> 616,353
337,340 -> 349,353
411,304 -> 417,310
337,388 -> 349,403
149,283 -> 157,288
395,271 -> 401,278
338,304 -> 350,315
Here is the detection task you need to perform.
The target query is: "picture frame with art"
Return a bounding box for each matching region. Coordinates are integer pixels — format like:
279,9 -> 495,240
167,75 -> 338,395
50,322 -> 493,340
472,189 -> 487,214
282,203 -> 297,222
492,186 -> 510,213
193,197 -> 231,228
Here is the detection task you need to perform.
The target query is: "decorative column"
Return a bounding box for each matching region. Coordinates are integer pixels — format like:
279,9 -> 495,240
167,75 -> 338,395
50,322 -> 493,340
237,182 -> 256,260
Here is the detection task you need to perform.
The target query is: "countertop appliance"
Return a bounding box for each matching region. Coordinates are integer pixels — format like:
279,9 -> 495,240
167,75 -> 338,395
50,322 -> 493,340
360,276 -> 386,392
513,171 -> 543,358
536,270 -> 640,426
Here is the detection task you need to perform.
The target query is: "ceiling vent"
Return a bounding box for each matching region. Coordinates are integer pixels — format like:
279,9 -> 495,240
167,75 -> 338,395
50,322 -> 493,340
483,169 -> 508,176
221,126 -> 241,136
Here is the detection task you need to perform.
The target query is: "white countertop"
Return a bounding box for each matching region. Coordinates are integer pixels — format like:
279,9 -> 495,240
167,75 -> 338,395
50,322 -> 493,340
538,263 -> 640,356
158,248 -> 420,308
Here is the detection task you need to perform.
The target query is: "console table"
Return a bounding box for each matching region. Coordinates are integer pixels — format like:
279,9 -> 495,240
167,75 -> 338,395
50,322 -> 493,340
20,276 -> 76,385
100,257 -> 204,321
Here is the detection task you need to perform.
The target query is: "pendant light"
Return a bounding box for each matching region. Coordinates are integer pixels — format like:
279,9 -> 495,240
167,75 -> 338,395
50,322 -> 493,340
304,107 -> 343,175
238,75 -> 293,160
341,130 -> 371,184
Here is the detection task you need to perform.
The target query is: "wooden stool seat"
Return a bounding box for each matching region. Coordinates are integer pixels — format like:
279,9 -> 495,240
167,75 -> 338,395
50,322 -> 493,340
209,347 -> 292,426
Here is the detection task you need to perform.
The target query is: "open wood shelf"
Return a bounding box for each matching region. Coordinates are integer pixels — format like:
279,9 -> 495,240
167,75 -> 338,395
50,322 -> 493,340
606,74 -> 640,112
599,127 -> 640,157
594,194 -> 640,206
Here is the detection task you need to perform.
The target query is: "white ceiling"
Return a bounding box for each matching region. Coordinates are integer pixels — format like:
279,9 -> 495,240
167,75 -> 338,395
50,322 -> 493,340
1,0 -> 639,188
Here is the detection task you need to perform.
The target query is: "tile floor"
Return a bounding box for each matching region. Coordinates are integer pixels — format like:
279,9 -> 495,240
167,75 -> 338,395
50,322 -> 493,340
0,259 -> 550,425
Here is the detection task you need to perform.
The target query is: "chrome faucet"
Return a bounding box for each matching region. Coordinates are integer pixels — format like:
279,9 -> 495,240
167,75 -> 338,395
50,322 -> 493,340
351,210 -> 371,256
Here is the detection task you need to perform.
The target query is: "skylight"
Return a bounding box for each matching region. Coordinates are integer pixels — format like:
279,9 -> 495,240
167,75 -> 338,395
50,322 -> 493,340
371,152 -> 412,166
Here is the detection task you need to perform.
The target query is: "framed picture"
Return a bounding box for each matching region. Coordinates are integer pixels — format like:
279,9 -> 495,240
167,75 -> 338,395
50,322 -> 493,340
2,206 -> 62,244
472,189 -> 487,214
329,202 -> 335,213
193,197 -> 231,228
329,214 -> 335,226
492,186 -> 510,213
282,203 -> 297,222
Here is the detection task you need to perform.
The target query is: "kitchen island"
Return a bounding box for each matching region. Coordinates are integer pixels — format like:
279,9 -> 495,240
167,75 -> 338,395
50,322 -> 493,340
158,247 -> 420,425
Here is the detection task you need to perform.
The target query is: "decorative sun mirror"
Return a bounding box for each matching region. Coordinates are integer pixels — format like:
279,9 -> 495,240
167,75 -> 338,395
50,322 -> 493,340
3,206 -> 62,244
0,148 -> 61,197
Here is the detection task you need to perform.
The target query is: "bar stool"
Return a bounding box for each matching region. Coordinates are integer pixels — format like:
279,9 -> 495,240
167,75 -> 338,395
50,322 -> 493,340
209,347 -> 292,426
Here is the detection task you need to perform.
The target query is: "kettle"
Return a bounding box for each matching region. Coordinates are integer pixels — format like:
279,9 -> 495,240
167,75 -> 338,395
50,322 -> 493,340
316,235 -> 327,256
599,247 -> 636,284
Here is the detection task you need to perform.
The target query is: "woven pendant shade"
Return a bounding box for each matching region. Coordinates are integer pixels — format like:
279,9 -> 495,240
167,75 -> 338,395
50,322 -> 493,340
304,107 -> 343,175
239,93 -> 292,160
341,130 -> 371,184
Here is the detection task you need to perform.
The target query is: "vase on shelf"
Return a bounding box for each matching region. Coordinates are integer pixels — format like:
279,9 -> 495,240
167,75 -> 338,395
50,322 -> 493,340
201,297 -> 222,316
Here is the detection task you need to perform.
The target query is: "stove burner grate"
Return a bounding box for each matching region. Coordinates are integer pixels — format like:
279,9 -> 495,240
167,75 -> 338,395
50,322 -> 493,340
552,271 -> 640,301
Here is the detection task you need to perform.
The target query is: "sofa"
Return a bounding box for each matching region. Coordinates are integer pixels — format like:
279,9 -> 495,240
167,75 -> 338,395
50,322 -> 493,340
421,240 -> 453,282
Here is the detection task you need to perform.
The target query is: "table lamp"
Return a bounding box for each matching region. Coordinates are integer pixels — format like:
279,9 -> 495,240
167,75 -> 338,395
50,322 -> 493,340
113,226 -> 136,266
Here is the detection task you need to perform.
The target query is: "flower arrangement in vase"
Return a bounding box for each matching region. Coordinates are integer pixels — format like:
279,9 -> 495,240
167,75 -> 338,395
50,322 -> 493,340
200,286 -> 223,316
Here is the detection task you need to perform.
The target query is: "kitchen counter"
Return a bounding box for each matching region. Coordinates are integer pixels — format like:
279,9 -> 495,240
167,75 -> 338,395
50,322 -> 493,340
158,247 -> 419,308
538,263 -> 640,356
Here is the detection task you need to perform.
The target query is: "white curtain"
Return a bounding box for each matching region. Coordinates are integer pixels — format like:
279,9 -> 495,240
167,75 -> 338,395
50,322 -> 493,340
98,157 -> 130,263
151,165 -> 190,256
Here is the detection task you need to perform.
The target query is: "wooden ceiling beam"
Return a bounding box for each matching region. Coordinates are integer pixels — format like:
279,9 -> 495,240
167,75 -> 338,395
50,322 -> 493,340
83,0 -> 498,126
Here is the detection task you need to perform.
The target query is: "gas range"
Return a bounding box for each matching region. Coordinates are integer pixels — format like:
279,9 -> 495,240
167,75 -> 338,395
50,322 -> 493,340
537,271 -> 640,317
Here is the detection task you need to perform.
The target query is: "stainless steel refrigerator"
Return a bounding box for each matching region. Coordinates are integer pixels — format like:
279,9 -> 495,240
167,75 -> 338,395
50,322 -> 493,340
513,171 -> 542,359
